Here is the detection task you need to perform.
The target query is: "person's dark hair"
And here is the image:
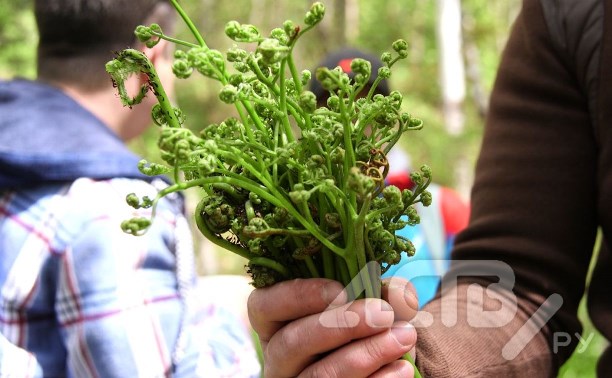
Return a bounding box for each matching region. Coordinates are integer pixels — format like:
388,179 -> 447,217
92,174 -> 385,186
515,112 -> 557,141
35,0 -> 175,90
310,47 -> 390,107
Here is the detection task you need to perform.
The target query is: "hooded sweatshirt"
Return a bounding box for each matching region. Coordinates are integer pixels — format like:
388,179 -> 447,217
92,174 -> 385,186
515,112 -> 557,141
0,79 -> 147,188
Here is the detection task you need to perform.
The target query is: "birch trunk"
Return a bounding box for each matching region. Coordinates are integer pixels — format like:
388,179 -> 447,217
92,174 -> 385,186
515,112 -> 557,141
437,0 -> 471,200
436,0 -> 465,136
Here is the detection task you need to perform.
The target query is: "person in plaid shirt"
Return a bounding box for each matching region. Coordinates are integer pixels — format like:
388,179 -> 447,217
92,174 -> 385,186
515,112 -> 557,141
0,1 -> 260,376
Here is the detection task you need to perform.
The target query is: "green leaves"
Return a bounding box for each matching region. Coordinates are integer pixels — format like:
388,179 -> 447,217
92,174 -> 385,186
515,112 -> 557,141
256,38 -> 290,65
121,217 -> 152,236
134,23 -> 163,48
225,21 -> 262,43
304,2 -> 325,26
105,49 -> 152,106
109,1 -> 431,291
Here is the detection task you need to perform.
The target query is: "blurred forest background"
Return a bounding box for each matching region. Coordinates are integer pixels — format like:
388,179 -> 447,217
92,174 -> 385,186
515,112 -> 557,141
0,0 -> 518,196
0,0 -> 605,375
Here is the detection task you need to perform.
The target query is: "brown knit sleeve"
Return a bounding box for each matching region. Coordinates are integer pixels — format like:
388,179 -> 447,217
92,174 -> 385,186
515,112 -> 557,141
415,282 -> 553,377
415,0 -> 599,374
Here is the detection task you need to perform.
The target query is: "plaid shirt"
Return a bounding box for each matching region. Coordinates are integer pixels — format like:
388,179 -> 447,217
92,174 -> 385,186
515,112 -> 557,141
0,177 -> 260,377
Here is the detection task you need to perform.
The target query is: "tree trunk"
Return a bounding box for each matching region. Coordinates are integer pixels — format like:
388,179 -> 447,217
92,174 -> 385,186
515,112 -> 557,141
345,0 -> 359,45
437,0 -> 471,200
436,0 -> 465,136
333,0 -> 347,47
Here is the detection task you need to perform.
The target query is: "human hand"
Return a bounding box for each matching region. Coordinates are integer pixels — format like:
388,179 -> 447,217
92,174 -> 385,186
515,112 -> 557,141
248,277 -> 418,378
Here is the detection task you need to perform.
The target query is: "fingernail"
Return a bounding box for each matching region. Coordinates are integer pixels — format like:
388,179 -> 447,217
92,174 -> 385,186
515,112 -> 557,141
405,289 -> 419,310
365,299 -> 394,328
322,282 -> 347,307
391,322 -> 415,347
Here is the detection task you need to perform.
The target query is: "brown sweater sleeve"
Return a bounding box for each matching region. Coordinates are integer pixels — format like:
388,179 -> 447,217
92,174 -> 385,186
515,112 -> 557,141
416,0 -> 600,375
416,282 -> 553,377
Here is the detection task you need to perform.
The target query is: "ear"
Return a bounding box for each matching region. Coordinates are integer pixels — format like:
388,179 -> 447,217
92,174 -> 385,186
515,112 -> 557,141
141,39 -> 171,66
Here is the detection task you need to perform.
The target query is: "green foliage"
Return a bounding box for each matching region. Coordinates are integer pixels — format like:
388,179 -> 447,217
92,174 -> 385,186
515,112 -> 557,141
0,0 -> 523,290
558,297 -> 606,377
0,0 -> 521,190
4,2 -> 602,373
164,0 -> 521,191
0,0 -> 36,79
109,2 -> 433,298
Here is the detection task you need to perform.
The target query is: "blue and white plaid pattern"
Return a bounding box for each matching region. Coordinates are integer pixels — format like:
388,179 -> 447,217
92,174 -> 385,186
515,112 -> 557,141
0,177 -> 260,377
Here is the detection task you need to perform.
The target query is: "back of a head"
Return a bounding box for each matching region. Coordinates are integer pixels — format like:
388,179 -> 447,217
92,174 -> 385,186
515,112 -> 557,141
35,0 -> 174,90
310,47 -> 390,107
